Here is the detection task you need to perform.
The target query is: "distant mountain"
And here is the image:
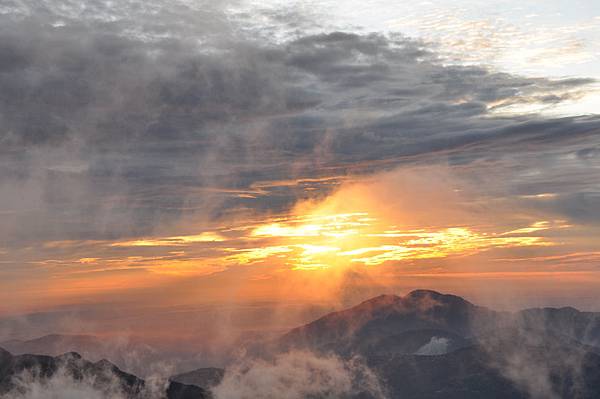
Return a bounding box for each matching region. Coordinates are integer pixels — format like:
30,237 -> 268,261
0,347 -> 209,399
517,306 -> 600,347
1,334 -> 104,357
170,367 -> 225,390
276,290 -> 497,356
8,290 -> 600,399
275,290 -> 600,356
0,334 -> 167,378
266,289 -> 600,398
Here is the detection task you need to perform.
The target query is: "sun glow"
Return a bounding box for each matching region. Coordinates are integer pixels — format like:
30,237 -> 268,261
35,171 -> 568,280
226,211 -> 556,270
251,212 -> 369,239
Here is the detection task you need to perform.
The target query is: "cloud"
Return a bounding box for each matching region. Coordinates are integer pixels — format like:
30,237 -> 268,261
212,350 -> 387,399
1,2 -> 598,249
3,358 -> 181,399
5,366 -> 129,399
414,336 -> 450,355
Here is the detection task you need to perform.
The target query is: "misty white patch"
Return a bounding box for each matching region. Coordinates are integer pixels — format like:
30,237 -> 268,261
4,368 -> 127,399
212,350 -> 387,399
415,337 -> 451,356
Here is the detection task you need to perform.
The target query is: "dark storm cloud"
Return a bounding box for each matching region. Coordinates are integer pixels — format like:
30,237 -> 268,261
1,0 -> 600,248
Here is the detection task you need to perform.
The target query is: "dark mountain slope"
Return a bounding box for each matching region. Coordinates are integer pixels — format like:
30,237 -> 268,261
0,334 -> 158,372
277,290 -> 498,356
369,343 -> 600,399
0,347 -> 209,399
170,367 -> 225,390
267,290 -> 600,398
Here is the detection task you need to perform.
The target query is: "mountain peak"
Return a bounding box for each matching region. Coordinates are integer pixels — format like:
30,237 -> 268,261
405,289 -> 474,308
406,289 -> 444,298
356,290 -> 473,309
56,351 -> 83,361
357,294 -> 401,307
277,289 -> 483,354
0,350 -> 210,399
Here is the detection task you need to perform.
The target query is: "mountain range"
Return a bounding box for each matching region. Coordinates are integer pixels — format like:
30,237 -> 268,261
3,289 -> 600,398
0,347 -> 209,399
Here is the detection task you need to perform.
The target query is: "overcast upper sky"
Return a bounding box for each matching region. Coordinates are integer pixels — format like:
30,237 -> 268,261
1,0 -> 600,332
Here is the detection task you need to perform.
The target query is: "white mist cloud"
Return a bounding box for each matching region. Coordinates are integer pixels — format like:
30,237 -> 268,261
497,352 -> 561,399
414,336 -> 450,356
4,369 -> 127,399
3,364 -> 175,399
212,350 -> 387,399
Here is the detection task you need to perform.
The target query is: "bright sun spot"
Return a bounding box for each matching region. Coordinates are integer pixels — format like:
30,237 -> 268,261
226,211 -> 557,270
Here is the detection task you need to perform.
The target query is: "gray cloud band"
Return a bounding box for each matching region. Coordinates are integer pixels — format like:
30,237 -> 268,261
1,1 -> 599,247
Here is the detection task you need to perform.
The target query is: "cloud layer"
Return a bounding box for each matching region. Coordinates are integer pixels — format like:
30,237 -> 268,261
2,1 -> 598,244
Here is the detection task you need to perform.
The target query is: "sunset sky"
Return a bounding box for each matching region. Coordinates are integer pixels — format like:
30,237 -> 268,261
1,0 -> 600,341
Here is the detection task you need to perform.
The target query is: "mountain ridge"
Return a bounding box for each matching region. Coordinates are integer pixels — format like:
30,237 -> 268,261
6,290 -> 600,398
0,346 -> 210,399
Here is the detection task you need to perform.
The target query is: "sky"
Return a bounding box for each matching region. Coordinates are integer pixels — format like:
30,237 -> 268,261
1,0 -> 600,342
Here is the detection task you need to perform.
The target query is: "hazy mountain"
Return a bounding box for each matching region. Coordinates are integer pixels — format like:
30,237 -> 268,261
0,347 -> 209,399
264,289 -> 600,398
170,368 -> 225,390
517,307 -> 600,347
7,290 -> 600,398
370,344 -> 600,399
0,334 -> 179,378
275,290 -> 600,356
275,290 -> 497,356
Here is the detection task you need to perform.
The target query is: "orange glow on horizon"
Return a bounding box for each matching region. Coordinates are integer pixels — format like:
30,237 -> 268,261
215,173 -> 563,271
226,211 -> 556,270
16,168 -> 585,311
38,172 -> 568,278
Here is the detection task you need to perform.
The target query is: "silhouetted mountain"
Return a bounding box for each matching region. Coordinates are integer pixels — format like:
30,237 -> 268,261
0,333 -> 169,378
0,347 -> 210,399
268,290 -> 600,398
276,290 -> 600,355
517,307 -> 600,347
276,290 -> 495,356
170,367 -> 225,390
8,290 -> 600,398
